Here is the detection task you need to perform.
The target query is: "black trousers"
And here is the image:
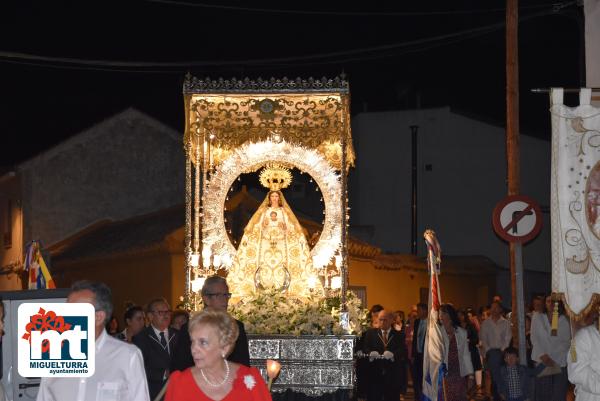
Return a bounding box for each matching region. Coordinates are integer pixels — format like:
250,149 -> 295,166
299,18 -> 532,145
486,349 -> 503,401
412,352 -> 424,400
364,359 -> 400,401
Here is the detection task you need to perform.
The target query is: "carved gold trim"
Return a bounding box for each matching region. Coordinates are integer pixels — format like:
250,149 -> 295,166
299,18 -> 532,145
185,93 -> 354,170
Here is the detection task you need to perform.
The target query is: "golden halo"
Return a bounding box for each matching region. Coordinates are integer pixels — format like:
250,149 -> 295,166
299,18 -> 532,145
259,163 -> 293,191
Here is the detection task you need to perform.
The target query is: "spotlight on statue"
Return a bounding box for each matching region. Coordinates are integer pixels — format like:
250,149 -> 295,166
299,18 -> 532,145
190,276 -> 206,293
330,276 -> 342,290
189,252 -> 200,267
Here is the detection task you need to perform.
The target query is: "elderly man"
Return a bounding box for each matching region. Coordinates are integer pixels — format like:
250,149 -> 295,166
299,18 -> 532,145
133,298 -> 179,401
362,309 -> 407,401
37,280 -> 149,401
171,275 -> 250,371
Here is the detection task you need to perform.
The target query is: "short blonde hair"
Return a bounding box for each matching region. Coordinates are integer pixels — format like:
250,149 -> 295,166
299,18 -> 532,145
188,309 -> 239,355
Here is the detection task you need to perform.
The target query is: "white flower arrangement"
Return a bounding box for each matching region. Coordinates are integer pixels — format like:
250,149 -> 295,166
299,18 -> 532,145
243,374 -> 256,390
229,290 -> 368,335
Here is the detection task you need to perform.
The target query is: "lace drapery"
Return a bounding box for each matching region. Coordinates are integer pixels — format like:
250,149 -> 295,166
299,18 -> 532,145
551,88 -> 600,318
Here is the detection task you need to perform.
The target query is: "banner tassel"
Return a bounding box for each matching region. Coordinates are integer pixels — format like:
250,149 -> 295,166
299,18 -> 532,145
551,301 -> 559,336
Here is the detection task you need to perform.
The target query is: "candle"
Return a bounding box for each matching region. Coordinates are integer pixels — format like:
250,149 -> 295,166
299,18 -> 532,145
266,359 -> 281,379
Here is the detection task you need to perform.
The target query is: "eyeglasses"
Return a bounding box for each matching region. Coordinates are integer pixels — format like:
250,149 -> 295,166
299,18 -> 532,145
151,310 -> 172,316
205,292 -> 232,300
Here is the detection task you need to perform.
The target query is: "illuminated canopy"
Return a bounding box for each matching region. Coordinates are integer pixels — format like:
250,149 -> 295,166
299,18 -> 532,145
183,75 -> 354,170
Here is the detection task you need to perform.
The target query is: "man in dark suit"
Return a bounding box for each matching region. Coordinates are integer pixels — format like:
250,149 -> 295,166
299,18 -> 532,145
171,275 -> 250,372
355,304 -> 385,399
411,302 -> 428,401
362,309 -> 407,401
133,298 -> 179,401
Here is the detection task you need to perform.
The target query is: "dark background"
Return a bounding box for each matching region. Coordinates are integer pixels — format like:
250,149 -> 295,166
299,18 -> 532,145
0,0 -> 584,167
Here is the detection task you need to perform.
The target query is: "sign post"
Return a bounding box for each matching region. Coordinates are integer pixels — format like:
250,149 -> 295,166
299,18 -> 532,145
493,195 -> 542,364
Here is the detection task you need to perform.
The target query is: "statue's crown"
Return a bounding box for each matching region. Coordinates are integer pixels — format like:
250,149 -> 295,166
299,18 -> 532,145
259,163 -> 292,191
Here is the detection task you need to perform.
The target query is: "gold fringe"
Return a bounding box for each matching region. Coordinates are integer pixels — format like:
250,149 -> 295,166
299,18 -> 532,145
551,301 -> 559,336
569,339 -> 577,363
552,292 -> 600,321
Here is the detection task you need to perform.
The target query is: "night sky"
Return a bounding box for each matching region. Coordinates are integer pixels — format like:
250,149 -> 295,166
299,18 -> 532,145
0,0 -> 583,168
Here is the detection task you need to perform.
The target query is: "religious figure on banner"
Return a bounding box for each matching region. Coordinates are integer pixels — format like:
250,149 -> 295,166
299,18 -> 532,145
227,164 -> 324,299
586,162 -> 600,238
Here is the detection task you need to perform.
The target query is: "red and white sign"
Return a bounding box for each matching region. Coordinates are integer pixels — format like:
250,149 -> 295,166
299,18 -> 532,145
492,195 -> 543,243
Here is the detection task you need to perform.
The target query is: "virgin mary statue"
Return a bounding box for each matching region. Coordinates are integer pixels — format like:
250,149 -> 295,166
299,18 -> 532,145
227,164 -> 324,299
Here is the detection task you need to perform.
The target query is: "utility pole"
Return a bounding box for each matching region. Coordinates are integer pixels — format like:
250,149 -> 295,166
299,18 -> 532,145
506,0 -> 527,363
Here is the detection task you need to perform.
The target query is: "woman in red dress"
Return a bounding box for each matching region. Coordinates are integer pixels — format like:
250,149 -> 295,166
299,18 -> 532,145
165,309 -> 271,401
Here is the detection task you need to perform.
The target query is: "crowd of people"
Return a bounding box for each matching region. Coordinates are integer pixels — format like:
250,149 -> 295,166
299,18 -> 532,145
355,294 -> 600,401
21,278 -> 600,401
35,277 -> 268,401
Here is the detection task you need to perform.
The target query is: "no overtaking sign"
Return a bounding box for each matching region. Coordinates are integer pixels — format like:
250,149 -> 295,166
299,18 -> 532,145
492,195 -> 542,243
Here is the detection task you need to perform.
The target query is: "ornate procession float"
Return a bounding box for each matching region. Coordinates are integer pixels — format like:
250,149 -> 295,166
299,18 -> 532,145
180,74 -> 367,397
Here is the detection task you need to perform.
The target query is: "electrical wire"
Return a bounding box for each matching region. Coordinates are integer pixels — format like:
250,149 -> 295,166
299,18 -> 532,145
0,8 -> 565,72
141,0 -> 564,17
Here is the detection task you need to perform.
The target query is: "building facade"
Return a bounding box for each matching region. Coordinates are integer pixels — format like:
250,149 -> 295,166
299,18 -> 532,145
0,172 -> 24,290
0,108 -> 184,289
350,107 -> 551,301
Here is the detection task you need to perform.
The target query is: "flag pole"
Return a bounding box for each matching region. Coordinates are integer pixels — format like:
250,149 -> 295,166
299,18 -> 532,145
442,377 -> 448,401
423,229 -> 446,401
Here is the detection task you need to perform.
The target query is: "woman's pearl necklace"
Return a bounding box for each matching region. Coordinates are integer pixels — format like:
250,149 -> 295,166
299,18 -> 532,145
200,360 -> 230,387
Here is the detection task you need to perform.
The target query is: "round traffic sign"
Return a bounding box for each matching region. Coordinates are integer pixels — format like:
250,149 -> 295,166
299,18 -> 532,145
492,195 -> 543,243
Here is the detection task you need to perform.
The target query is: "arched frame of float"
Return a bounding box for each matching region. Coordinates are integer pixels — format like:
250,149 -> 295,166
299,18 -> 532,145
201,140 -> 342,270
181,75 -> 353,312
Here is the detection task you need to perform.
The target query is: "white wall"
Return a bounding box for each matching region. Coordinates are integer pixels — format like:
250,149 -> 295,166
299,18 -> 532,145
350,107 -> 551,274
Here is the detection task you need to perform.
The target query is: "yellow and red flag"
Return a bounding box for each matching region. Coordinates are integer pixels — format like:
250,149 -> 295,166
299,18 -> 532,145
24,241 -> 56,289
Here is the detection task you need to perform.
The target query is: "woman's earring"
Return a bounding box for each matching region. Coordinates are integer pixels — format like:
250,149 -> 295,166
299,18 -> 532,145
222,352 -> 225,359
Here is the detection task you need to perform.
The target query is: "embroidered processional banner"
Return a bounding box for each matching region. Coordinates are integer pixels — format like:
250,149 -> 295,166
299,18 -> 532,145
551,88 -> 600,318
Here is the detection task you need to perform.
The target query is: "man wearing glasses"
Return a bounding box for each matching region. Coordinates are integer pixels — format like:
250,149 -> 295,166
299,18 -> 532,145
171,275 -> 250,371
133,298 -> 179,401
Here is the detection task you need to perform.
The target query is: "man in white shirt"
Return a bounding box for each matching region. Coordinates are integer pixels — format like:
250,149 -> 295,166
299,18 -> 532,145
37,280 -> 150,401
568,311 -> 600,401
531,298 -> 571,401
479,301 -> 512,401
